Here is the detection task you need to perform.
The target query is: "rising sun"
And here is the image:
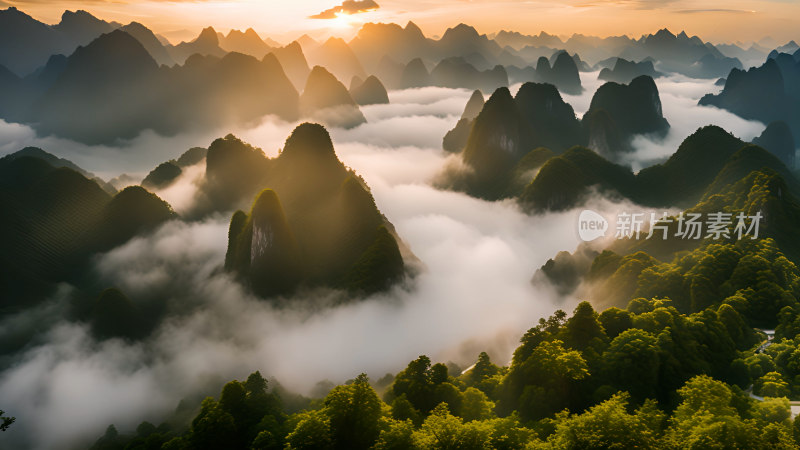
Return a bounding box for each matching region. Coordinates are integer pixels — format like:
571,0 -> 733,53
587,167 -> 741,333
329,11 -> 356,29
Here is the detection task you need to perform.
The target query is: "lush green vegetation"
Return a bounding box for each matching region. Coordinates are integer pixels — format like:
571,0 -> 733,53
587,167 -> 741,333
89,295 -> 800,450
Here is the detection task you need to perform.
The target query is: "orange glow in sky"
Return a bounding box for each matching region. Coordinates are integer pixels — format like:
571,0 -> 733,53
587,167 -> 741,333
3,0 -> 799,45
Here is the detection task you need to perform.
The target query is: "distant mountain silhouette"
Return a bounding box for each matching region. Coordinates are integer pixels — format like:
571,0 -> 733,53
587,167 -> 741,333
2,30 -> 300,144
350,75 -> 390,105
430,57 -> 508,91
120,22 -> 175,66
689,53 -> 743,79
167,51 -> 299,126
700,57 -> 800,140
628,28 -> 739,78
218,28 -> 272,58
269,41 -> 311,90
296,34 -> 319,52
532,51 -> 582,94
566,52 -> 593,72
220,124 -> 408,297
777,41 -> 800,54
494,30 -> 564,50
168,26 -> 226,64
437,23 -> 504,65
598,58 -> 661,84
583,75 -> 670,155
770,52 -> 800,98
504,64 -> 537,85
349,21 -> 431,73
499,27 -> 739,80
717,42 -> 770,68
349,75 -> 364,92
30,29 -> 161,143
546,50 -> 590,72
300,66 -> 366,128
442,76 -> 673,199
307,37 -> 367,86
53,9 -> 117,47
0,7 -> 99,75
375,55 -> 404,88
400,58 -> 430,88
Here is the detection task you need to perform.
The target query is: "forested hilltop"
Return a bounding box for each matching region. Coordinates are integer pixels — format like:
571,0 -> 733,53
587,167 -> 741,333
91,290 -> 800,448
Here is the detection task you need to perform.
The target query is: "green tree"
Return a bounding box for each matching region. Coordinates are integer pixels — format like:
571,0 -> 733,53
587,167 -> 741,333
753,397 -> 791,425
374,420 -> 416,450
189,398 -> 237,450
390,394 -> 421,425
483,415 -> 533,450
757,371 -> 791,398
390,356 -> 454,415
412,403 -> 491,450
542,393 -> 662,449
285,410 -> 332,450
500,339 -> 589,421
462,352 -> 501,395
664,375 -> 759,449
559,301 -> 607,352
728,358 -> 752,389
599,307 -> 633,339
460,387 -> 496,422
601,328 -> 660,402
323,373 -> 383,449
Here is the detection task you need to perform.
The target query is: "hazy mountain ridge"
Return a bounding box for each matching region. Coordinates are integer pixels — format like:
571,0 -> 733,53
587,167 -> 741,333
701,54 -> 800,142
0,29 -> 300,144
0,150 -> 175,312
441,75 -> 669,199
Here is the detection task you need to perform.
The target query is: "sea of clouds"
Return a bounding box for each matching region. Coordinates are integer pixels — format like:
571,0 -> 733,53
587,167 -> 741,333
0,71 -> 777,449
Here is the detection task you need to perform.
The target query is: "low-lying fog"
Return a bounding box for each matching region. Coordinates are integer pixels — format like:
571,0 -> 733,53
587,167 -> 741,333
0,73 -> 773,449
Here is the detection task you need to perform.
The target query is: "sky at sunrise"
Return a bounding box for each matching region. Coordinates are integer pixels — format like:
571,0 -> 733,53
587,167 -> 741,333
2,0 -> 799,45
